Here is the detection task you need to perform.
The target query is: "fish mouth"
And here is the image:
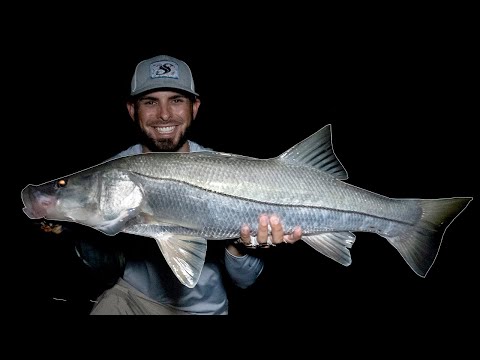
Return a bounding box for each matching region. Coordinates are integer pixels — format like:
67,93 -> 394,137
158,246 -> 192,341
21,186 -> 52,219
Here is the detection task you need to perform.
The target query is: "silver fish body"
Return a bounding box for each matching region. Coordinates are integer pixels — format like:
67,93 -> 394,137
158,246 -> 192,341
21,125 -> 473,288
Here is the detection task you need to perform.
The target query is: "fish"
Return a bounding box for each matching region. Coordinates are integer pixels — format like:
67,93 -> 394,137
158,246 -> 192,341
21,124 -> 473,288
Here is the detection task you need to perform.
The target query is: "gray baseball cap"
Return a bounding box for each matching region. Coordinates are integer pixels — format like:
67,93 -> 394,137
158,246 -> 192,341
130,54 -> 199,97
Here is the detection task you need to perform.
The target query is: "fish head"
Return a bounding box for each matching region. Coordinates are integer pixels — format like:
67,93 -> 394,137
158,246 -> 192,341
21,167 -> 144,235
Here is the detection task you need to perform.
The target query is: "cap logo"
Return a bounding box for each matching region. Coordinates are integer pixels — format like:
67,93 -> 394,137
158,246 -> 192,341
150,60 -> 179,80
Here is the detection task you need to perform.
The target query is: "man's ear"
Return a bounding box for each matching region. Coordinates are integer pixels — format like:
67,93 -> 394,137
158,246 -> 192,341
192,98 -> 201,120
126,102 -> 135,121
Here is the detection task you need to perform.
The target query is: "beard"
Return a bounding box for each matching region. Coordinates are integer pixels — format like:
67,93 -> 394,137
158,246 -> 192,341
137,125 -> 191,152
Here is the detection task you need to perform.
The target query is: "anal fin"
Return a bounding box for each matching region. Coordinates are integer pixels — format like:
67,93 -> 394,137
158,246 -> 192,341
302,232 -> 356,266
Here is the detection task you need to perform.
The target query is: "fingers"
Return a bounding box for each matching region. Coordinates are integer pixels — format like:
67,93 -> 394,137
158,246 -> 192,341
239,224 -> 252,246
283,226 -> 302,244
238,214 -> 303,248
270,215 -> 284,245
256,215 -> 270,246
256,214 -> 303,246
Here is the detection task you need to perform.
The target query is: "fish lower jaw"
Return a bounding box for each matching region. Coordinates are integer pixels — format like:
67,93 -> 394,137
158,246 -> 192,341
22,207 -> 42,219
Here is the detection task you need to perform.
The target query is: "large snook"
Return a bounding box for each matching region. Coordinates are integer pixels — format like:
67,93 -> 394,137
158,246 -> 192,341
21,125 -> 473,288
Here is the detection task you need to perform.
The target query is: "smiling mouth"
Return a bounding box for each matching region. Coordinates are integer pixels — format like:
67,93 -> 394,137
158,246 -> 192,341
154,126 -> 176,134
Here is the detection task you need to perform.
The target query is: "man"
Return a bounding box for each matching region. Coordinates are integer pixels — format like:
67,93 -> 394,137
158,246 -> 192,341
85,54 -> 302,315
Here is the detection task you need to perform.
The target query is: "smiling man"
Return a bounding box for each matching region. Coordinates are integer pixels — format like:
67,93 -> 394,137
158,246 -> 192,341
80,54 -> 302,315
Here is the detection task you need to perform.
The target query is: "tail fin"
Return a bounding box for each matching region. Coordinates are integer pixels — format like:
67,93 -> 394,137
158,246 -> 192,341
387,197 -> 473,277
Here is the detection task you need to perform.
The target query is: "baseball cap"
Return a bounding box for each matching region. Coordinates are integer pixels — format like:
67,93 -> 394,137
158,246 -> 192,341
130,54 -> 199,97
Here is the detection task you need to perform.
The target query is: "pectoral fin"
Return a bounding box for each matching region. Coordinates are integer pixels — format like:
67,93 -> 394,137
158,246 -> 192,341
153,233 -> 208,288
302,232 -> 356,266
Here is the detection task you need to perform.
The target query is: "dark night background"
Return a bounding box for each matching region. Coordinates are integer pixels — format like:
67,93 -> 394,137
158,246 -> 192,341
6,12 -> 477,331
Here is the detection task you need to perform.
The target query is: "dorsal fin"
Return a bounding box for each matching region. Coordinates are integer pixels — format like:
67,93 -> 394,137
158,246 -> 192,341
277,124 -> 348,180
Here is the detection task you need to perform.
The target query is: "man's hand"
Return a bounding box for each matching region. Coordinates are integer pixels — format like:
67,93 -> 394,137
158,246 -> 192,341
241,214 -> 302,246
227,214 -> 302,256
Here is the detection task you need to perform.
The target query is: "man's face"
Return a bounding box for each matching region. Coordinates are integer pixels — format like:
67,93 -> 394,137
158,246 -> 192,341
128,90 -> 200,152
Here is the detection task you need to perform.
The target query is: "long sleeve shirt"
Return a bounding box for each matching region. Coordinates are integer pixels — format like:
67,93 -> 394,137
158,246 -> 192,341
111,141 -> 264,314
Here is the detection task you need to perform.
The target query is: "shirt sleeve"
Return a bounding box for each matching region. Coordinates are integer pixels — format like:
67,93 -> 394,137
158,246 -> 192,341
224,249 -> 264,289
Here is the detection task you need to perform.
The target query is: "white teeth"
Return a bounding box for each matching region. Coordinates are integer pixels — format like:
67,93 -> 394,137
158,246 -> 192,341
155,126 -> 175,133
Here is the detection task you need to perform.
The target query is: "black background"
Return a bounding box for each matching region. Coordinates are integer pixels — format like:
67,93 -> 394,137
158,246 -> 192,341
7,12 -> 477,327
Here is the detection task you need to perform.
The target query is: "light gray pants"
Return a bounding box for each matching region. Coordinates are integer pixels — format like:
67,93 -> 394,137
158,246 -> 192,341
90,278 -> 192,315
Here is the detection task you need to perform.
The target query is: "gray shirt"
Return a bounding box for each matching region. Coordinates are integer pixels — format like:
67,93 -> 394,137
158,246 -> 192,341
112,140 -> 264,314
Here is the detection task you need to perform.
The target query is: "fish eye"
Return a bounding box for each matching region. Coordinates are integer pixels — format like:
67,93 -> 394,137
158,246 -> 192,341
56,179 -> 67,188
